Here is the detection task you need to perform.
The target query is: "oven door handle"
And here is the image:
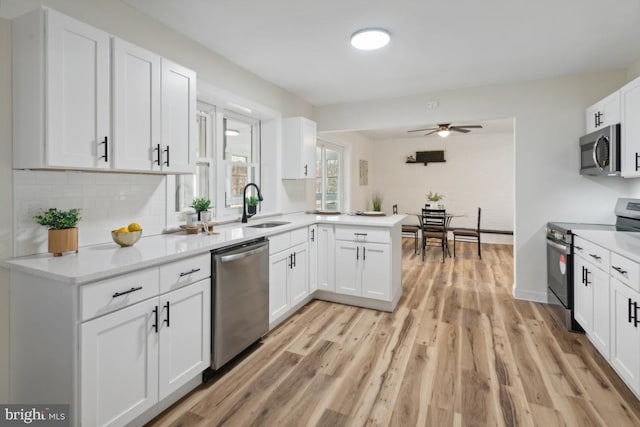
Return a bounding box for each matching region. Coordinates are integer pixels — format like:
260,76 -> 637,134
546,238 -> 570,254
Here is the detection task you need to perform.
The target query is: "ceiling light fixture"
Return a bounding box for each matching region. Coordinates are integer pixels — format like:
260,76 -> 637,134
437,129 -> 451,138
350,28 -> 390,50
225,129 -> 240,136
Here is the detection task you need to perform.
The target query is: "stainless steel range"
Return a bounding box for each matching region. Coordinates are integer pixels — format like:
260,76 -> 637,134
546,198 -> 640,331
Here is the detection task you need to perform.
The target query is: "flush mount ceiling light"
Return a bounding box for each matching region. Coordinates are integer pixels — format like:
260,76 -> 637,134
225,129 -> 240,136
350,28 -> 390,50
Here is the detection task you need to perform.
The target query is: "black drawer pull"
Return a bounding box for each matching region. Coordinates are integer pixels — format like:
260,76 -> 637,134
163,145 -> 170,167
589,253 -> 601,260
154,143 -> 161,166
100,136 -> 108,162
164,301 -> 170,327
152,306 -> 158,333
574,246 -> 583,251
112,286 -> 143,298
584,269 -> 591,286
612,265 -> 628,275
179,268 -> 201,277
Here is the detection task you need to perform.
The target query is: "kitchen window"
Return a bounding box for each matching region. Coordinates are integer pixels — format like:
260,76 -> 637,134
315,140 -> 343,211
222,114 -> 260,212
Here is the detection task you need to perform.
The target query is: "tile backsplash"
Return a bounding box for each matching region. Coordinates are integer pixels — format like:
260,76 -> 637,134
14,170 -> 167,256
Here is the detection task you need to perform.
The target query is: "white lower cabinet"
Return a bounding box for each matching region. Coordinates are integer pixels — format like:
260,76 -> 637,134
573,256 -> 593,332
317,224 -> 335,292
309,225 -> 318,293
268,228 -> 309,326
610,278 -> 640,393
81,279 -> 210,426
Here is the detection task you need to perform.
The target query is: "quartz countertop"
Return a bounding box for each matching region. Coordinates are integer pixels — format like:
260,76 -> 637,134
574,230 -> 640,263
0,212 -> 405,285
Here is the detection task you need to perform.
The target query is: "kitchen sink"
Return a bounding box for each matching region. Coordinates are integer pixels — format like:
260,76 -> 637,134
247,221 -> 290,228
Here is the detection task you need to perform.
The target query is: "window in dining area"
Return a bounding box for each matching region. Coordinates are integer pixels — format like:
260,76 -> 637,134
315,141 -> 343,211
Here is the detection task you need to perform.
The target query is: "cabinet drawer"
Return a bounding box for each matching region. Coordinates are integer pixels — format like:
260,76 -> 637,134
335,226 -> 390,244
81,268 -> 159,321
610,252 -> 640,292
269,232 -> 291,254
159,253 -> 210,294
290,227 -> 308,246
574,236 -> 610,271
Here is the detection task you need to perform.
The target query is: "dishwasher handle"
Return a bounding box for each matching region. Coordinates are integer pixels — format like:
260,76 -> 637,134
219,244 -> 268,263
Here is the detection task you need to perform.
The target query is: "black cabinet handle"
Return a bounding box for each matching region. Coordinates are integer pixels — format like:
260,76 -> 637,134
594,113 -> 598,128
356,246 -> 359,260
589,253 -> 601,261
100,136 -> 108,162
304,164 -> 308,176
311,229 -> 315,242
163,145 -> 170,167
635,302 -> 640,328
112,286 -> 143,298
612,265 -> 628,275
363,246 -> 366,261
292,251 -> 296,268
574,246 -> 583,251
152,306 -> 158,333
584,269 -> 591,286
581,266 -> 586,284
289,253 -> 294,269
163,301 -> 170,327
179,268 -> 201,277
154,143 -> 161,165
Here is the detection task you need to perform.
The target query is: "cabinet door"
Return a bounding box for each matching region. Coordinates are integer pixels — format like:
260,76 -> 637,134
590,265 -> 610,358
269,251 -> 291,323
158,279 -> 210,400
308,226 -> 318,293
290,242 -> 309,305
47,9 -> 111,169
621,77 -> 640,177
610,278 -> 640,394
317,225 -> 335,292
81,298 -> 159,427
335,241 -> 361,296
361,243 -> 391,301
301,118 -> 317,179
113,38 -> 161,171
160,59 -> 196,173
282,117 -> 316,179
573,257 -> 593,332
586,104 -> 600,134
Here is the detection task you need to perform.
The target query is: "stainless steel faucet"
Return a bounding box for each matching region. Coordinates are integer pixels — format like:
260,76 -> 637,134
241,183 -> 264,223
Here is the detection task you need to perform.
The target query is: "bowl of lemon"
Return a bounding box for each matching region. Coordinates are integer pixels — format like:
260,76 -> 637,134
112,223 -> 143,247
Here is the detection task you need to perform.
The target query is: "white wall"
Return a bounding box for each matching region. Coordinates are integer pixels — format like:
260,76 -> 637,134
0,1 -> 314,400
314,70 -> 633,302
0,17 -> 12,404
318,131 -> 376,212
370,131 -> 514,241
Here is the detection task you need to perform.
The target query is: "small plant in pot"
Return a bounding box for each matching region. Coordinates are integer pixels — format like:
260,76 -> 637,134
34,208 -> 81,257
426,191 -> 445,209
246,196 -> 260,216
190,198 -> 211,221
372,192 -> 383,212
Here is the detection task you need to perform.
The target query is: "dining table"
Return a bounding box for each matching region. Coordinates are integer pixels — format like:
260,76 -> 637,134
405,211 -> 466,256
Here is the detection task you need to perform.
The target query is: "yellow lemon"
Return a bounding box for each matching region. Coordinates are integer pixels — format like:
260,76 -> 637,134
116,227 -> 130,233
128,222 -> 142,232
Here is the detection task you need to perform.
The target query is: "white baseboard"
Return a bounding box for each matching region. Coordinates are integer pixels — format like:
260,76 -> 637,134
512,285 -> 548,303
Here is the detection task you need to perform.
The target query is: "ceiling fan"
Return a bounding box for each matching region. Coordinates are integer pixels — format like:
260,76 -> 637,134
407,123 -> 483,137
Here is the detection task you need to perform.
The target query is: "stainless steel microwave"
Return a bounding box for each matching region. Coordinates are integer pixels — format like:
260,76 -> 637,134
579,124 -> 620,176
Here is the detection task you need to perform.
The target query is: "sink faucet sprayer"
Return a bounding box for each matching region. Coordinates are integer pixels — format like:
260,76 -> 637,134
241,183 -> 263,223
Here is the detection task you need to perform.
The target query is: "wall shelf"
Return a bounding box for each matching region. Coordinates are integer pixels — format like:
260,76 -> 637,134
406,150 -> 446,166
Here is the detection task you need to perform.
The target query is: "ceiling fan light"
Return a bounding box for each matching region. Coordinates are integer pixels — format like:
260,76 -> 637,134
437,129 -> 450,138
350,28 -> 390,50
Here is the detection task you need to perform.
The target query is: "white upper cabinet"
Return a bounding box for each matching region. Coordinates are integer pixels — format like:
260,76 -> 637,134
585,91 -> 620,134
14,8 -> 112,170
282,117 -> 316,179
113,38 -> 161,171
160,59 -> 197,174
13,7 -> 196,174
621,77 -> 640,177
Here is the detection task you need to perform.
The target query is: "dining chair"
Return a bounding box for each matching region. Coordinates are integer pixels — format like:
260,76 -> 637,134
393,204 -> 420,253
421,208 -> 447,263
453,207 -> 482,259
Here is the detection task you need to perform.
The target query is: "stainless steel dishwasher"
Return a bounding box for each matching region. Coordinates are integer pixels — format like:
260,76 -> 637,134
210,238 -> 269,370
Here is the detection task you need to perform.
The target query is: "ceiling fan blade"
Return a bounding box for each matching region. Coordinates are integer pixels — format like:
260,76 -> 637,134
451,128 -> 470,133
423,130 -> 439,136
408,127 -> 437,133
451,125 -> 483,129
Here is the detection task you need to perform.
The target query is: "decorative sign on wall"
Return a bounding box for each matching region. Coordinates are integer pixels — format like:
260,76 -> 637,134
359,159 -> 368,185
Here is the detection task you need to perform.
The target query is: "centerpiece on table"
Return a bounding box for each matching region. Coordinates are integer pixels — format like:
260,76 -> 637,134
34,208 -> 81,257
426,191 -> 445,209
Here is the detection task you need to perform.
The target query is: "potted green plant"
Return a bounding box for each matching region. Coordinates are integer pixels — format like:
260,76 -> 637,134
34,208 -> 81,256
426,191 -> 445,209
191,198 -> 211,221
246,196 -> 260,216
372,192 -> 383,212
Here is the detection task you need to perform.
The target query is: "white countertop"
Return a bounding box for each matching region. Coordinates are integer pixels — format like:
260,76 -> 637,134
574,230 -> 640,263
0,212 -> 405,285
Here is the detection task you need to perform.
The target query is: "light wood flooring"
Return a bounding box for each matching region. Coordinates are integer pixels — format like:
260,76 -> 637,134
148,241 -> 640,426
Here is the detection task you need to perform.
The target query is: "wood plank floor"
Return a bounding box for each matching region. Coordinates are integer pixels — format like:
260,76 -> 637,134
148,241 -> 640,427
